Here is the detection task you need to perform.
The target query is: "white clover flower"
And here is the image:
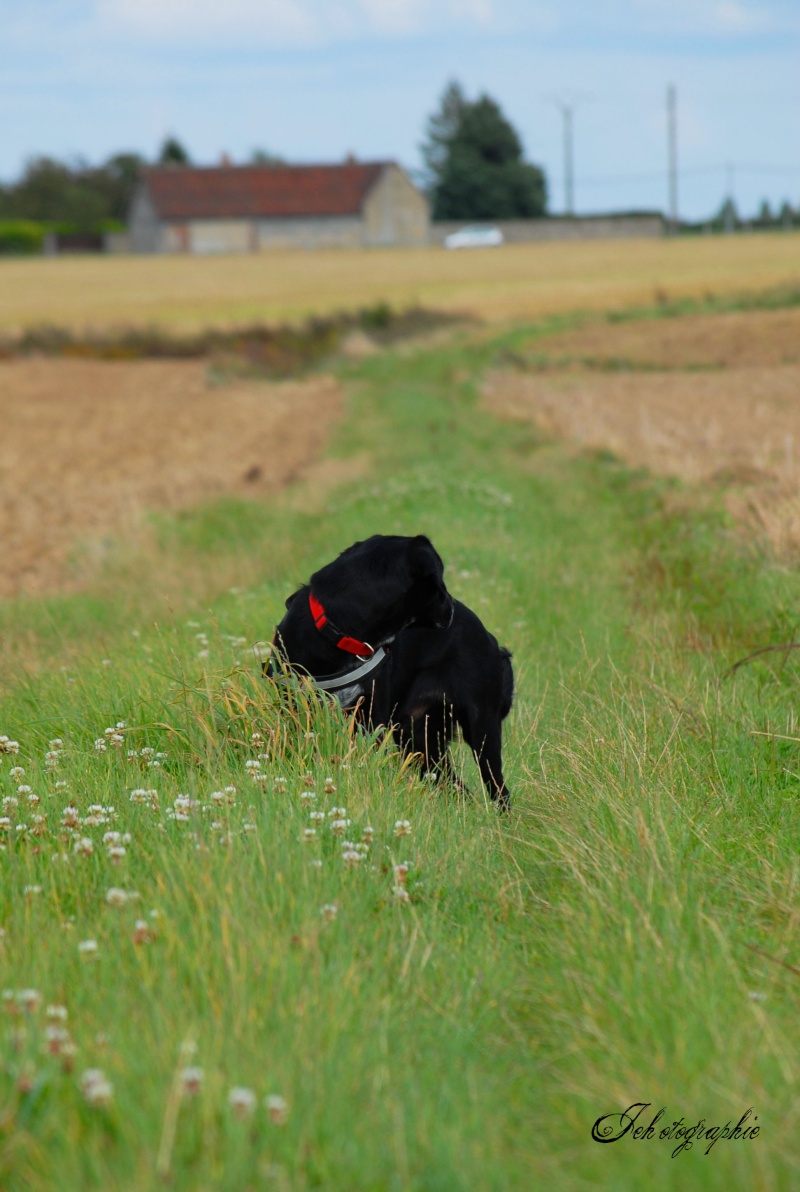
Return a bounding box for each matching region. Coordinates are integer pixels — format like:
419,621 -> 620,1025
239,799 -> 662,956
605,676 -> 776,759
80,1068 -> 113,1106
320,904 -> 338,922
94,740 -> 108,753
18,989 -> 42,1013
250,772 -> 269,784
327,807 -> 346,818
342,849 -> 362,868
46,1004 -> 68,1021
2,797 -> 18,811
302,828 -> 317,842
274,776 -> 287,787
309,810 -> 325,822
299,790 -> 316,802
265,1094 -> 289,1124
105,888 -> 130,907
330,818 -> 351,837
16,785 -> 31,796
9,767 -> 24,780
245,760 -> 261,771
132,920 -> 151,945
392,885 -> 410,903
394,863 -> 410,884
62,806 -> 80,828
44,1024 -> 71,1054
394,820 -> 412,838
73,837 -> 94,857
181,1066 -> 203,1095
78,939 -> 98,957
309,859 -> 323,869
228,1086 -> 257,1118
23,885 -> 42,897
323,777 -> 337,794
108,845 -> 126,862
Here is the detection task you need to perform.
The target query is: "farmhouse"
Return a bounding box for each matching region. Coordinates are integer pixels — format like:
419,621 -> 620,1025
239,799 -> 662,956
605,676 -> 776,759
128,160 -> 429,253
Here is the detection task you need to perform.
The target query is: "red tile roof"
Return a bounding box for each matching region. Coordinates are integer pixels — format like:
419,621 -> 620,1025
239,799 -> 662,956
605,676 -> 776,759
142,162 -> 390,220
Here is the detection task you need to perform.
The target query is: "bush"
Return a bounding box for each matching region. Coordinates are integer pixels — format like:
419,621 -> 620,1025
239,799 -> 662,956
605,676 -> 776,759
0,220 -> 45,255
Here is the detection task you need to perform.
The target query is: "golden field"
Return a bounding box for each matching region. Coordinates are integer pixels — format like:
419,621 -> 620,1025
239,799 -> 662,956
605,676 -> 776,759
1,232 -> 799,332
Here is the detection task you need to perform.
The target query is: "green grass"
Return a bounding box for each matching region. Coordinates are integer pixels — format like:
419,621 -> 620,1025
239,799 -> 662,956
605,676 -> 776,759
2,324 -> 800,1189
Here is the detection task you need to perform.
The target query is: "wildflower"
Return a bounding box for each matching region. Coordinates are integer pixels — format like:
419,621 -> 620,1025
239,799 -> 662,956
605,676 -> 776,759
16,785 -> 32,796
309,810 -> 325,822
330,818 -> 351,837
342,849 -> 362,868
265,1094 -> 289,1125
94,740 -> 108,753
301,773 -> 315,786
393,885 -> 410,904
394,863 -> 410,884
30,815 -> 48,836
62,806 -> 80,828
302,828 -> 317,843
251,731 -> 263,745
0,739 -> 20,755
299,790 -> 316,802
320,904 -> 338,922
181,1066 -> 203,1095
26,792 -> 40,807
107,846 -> 126,862
23,885 -> 42,897
394,820 -> 412,838
18,989 -> 42,1013
46,1004 -> 68,1021
105,888 -> 130,908
323,777 -> 337,794
2,797 -> 18,812
749,991 -> 768,1002
309,859 -> 323,869
245,759 -> 261,771
73,837 -> 94,857
9,767 -> 24,780
78,939 -> 98,957
132,919 -> 151,945
130,788 -> 158,806
49,739 -> 64,749
228,1086 -> 257,1118
327,807 -> 346,819
80,1068 -> 113,1107
44,1025 -> 71,1055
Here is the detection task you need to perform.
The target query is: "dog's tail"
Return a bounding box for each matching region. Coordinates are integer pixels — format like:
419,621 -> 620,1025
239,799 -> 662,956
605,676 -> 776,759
499,647 -> 514,721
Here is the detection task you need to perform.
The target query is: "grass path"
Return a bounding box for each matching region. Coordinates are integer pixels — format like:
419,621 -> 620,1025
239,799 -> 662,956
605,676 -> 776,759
1,324 -> 799,1189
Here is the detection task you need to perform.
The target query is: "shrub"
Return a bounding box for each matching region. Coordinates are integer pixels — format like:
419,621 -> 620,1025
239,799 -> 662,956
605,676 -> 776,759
0,220 -> 46,255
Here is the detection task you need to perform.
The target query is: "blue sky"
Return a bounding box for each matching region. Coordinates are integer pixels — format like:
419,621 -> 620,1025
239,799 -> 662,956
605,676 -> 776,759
2,0 -> 798,219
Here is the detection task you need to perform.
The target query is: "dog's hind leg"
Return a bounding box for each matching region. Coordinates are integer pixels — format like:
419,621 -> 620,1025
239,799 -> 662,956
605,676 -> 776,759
461,715 -> 510,810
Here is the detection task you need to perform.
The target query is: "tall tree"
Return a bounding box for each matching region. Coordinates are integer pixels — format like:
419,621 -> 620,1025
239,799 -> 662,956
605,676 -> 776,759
422,84 -> 547,220
158,136 -> 191,165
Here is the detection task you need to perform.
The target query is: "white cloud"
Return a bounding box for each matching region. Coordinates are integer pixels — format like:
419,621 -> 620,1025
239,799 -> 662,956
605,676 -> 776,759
631,0 -> 770,35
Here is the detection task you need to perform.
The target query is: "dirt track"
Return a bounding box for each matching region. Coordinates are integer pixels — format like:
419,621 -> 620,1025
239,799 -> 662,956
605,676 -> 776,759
0,359 -> 342,597
484,307 -> 800,555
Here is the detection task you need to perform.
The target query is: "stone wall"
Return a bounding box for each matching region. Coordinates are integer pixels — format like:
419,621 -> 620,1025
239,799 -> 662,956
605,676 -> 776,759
428,214 -> 666,244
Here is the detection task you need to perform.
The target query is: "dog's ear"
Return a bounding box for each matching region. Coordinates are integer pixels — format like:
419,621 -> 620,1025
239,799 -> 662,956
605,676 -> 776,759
407,535 -> 446,589
284,587 -> 303,610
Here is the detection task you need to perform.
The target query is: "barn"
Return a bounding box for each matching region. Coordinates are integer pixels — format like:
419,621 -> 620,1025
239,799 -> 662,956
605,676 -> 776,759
128,160 -> 429,253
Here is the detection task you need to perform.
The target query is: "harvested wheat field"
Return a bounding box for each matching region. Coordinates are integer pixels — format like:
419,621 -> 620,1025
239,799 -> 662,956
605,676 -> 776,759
484,305 -> 800,554
0,359 -> 342,597
1,233 -> 799,332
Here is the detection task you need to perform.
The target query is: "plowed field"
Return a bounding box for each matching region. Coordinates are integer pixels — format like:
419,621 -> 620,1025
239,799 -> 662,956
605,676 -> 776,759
484,306 -> 800,554
0,359 -> 342,597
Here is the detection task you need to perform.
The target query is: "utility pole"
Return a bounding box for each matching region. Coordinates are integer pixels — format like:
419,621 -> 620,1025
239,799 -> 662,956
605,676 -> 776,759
667,84 -> 678,235
549,97 -> 581,216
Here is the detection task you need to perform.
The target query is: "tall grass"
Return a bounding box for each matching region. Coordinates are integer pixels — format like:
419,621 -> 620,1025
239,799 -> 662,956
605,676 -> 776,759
2,323 -> 800,1188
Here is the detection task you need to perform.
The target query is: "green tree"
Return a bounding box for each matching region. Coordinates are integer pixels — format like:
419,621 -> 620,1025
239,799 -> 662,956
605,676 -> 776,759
251,149 -> 286,166
158,136 -> 191,165
421,83 -> 547,220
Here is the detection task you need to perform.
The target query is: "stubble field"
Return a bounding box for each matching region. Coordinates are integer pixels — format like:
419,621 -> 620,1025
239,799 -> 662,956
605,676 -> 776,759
2,236 -> 800,1191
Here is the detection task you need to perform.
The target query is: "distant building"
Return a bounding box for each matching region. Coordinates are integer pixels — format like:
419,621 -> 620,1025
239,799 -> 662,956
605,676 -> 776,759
128,160 -> 429,253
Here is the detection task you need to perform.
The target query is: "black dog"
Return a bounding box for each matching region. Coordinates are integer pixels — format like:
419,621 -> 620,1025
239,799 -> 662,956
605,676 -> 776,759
267,535 -> 514,808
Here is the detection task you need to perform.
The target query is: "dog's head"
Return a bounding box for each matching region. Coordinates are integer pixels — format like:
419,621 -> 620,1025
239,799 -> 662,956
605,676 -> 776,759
309,534 -> 453,640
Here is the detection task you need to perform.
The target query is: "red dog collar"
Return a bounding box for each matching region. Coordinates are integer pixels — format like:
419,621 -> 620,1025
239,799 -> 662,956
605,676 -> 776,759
308,592 -> 374,657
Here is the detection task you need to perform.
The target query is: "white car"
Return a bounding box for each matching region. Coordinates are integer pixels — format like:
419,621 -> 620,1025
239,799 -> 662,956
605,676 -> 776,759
443,225 -> 504,249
